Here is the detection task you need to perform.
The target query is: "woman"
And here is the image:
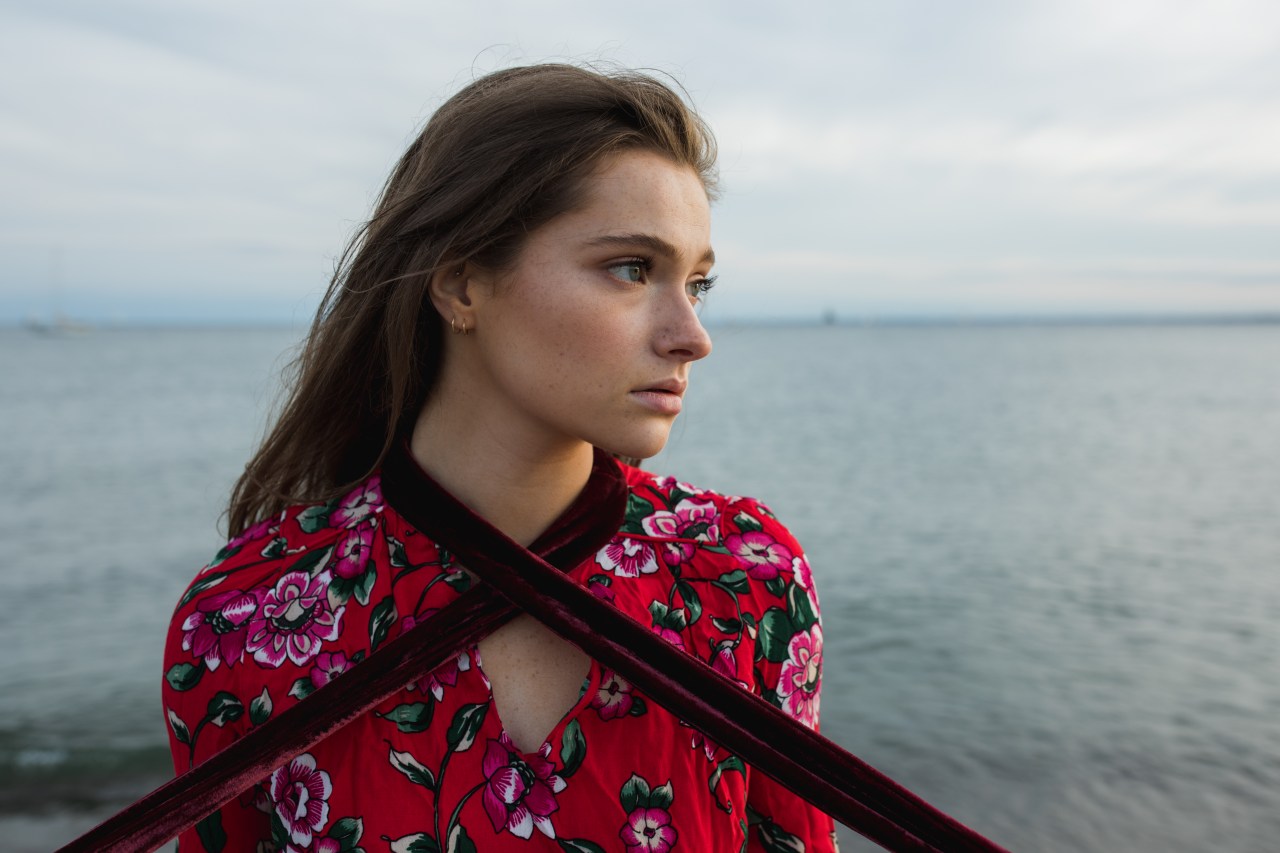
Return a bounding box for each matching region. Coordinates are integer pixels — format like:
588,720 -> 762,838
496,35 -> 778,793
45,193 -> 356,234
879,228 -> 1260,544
164,63 -> 836,852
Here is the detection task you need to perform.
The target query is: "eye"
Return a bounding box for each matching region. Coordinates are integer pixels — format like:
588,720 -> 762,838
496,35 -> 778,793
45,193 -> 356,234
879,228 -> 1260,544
607,259 -> 649,284
685,275 -> 718,302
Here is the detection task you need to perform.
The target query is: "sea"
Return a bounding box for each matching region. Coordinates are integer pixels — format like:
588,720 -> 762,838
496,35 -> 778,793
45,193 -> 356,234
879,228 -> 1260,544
1,322 -> 1277,852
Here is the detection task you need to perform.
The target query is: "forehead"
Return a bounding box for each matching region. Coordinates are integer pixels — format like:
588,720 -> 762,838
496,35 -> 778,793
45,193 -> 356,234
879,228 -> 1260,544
542,150 -> 713,258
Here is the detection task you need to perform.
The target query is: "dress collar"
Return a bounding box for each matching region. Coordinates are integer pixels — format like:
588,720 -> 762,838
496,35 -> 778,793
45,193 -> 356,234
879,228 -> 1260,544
379,439 -> 628,572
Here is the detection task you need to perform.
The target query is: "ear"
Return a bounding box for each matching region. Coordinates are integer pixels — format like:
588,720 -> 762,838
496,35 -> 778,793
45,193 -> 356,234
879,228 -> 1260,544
426,261 -> 489,331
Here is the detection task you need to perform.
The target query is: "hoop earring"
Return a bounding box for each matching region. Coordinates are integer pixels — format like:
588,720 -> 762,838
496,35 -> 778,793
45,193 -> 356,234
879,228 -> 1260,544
450,316 -> 460,334
461,319 -> 470,336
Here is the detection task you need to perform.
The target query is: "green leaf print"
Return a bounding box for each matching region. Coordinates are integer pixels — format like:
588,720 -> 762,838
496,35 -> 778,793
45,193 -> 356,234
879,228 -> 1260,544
676,580 -> 703,625
297,501 -> 334,533
649,780 -> 674,810
353,566 -> 377,606
558,840 -> 608,853
758,608 -> 795,663
178,571 -> 228,609
289,676 -> 316,700
446,824 -> 476,853
388,744 -> 437,789
205,692 -> 244,728
289,544 -> 334,578
560,719 -> 587,777
165,661 -> 206,692
764,576 -> 787,598
622,493 -> 655,534
166,708 -> 190,745
195,810 -> 227,852
369,596 -> 397,651
445,702 -> 488,752
711,616 -> 742,634
715,569 -> 751,595
786,580 -> 818,631
758,817 -> 805,853
249,687 -> 272,726
380,832 -> 439,853
708,755 -> 746,813
648,600 -> 687,632
328,816 -> 365,851
732,511 -> 765,533
629,696 -> 648,717
619,773 -> 651,813
378,702 -> 434,733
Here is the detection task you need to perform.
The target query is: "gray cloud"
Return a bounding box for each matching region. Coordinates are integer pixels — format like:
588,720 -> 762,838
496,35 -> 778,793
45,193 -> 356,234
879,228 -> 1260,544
3,0 -> 1278,323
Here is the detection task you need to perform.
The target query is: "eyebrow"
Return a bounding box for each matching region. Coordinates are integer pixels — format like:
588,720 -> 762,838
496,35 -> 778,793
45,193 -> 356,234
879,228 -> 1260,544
585,233 -> 716,266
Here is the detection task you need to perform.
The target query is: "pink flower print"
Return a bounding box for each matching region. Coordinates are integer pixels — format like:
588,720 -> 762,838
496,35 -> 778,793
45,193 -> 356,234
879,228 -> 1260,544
711,643 -> 749,690
620,807 -> 678,852
778,624 -> 823,728
596,537 -> 659,578
330,476 -> 383,528
308,651 -> 354,690
225,514 -> 281,553
652,625 -> 686,652
660,540 -> 696,568
725,530 -> 794,580
642,498 -> 721,544
269,752 -> 332,848
588,579 -> 616,604
246,571 -> 345,668
424,649 -> 470,701
591,670 -> 635,720
332,522 -> 374,579
481,734 -> 566,839
181,588 -> 261,670
793,555 -> 819,613
680,719 -> 718,761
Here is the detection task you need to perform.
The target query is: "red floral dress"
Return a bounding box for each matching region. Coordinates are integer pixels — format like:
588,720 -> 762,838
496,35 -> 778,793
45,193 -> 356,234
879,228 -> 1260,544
163,450 -> 836,853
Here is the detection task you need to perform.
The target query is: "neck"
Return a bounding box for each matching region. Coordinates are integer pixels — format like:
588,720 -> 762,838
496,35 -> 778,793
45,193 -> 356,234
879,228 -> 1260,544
408,378 -> 596,548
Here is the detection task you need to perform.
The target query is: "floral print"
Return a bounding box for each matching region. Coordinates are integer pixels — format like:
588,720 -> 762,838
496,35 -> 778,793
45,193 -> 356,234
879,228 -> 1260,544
778,624 -> 824,729
596,536 -> 660,577
180,587 -> 259,670
725,530 -> 794,580
269,752 -> 332,847
164,463 -> 834,852
622,806 -> 679,851
330,475 -> 383,528
481,734 -> 566,839
245,570 -> 344,668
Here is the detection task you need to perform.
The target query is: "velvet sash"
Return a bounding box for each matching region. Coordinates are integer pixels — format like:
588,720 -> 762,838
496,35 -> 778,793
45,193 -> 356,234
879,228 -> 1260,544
58,447 -> 1009,853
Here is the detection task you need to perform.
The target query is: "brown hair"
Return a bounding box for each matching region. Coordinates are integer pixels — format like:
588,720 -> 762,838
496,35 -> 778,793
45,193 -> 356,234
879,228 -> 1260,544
227,63 -> 718,535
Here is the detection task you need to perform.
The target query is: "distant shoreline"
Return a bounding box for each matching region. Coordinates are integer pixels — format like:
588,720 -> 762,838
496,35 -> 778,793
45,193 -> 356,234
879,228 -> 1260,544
2,313 -> 1279,331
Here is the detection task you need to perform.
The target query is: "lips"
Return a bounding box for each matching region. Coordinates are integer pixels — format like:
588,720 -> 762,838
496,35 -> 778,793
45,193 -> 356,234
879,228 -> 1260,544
635,378 -> 687,397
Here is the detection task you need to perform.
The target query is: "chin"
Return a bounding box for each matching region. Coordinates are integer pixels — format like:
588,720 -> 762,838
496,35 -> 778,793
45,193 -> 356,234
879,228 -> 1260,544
593,426 -> 672,462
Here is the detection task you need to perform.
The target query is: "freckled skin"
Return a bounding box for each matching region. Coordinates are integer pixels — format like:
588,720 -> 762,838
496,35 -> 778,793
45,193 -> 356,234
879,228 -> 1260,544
468,149 -> 714,462
459,151 -> 716,753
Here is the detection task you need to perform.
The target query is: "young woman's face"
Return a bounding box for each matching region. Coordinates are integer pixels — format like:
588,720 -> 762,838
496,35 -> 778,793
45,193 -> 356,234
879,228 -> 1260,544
467,149 -> 715,460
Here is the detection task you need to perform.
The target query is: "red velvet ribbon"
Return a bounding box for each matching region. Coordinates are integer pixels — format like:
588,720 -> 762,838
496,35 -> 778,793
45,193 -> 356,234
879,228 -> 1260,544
58,448 -> 1009,852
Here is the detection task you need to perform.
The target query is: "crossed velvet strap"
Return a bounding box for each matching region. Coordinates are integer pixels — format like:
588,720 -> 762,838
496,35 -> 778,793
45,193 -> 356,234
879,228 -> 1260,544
59,444 -> 1009,853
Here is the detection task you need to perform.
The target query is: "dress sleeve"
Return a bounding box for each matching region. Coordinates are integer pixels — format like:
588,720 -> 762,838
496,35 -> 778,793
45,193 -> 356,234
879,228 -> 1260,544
163,576 -> 274,851
724,498 -> 840,852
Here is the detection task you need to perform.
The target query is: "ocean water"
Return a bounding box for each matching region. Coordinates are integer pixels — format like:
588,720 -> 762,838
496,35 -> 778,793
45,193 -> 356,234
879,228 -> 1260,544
1,323 -> 1277,851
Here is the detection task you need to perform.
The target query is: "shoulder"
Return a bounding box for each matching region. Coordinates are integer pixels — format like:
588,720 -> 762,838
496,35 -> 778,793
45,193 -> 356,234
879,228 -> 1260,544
166,476 -> 389,672
618,463 -> 811,581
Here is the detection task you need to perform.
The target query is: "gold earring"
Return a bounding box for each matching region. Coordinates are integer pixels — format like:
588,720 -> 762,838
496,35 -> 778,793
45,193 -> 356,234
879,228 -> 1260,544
461,318 -> 470,335
450,316 -> 460,334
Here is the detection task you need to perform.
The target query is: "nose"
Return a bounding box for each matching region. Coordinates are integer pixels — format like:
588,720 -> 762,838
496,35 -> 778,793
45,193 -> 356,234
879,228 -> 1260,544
659,293 -> 713,363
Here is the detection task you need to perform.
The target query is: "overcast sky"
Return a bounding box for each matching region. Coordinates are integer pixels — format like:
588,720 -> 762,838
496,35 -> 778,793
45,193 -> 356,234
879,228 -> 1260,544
3,0 -> 1279,324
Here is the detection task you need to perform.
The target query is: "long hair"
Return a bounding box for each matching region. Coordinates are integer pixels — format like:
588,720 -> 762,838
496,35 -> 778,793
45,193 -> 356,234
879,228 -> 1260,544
227,64 -> 718,535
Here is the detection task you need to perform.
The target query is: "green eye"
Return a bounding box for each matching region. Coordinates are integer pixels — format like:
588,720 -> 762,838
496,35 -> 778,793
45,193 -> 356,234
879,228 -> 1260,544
609,261 -> 647,283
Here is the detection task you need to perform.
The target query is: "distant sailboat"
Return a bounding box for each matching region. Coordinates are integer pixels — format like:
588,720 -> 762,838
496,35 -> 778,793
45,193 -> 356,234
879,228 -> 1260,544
23,248 -> 90,335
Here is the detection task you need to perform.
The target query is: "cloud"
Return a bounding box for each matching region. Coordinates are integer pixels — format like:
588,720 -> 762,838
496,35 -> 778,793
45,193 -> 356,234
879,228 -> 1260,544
2,1 -> 1280,321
